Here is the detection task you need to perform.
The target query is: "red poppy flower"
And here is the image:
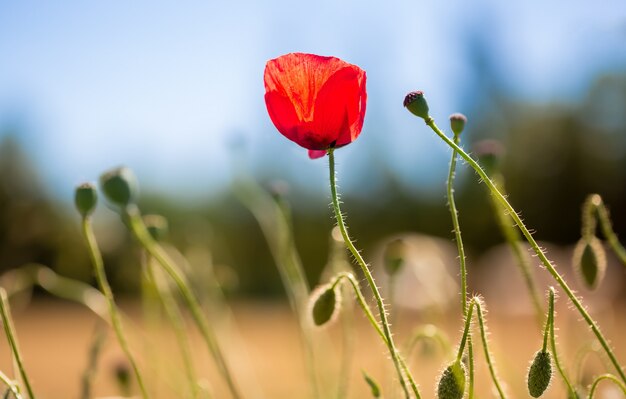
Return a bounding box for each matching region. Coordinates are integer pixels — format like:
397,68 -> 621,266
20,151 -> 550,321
264,53 -> 367,158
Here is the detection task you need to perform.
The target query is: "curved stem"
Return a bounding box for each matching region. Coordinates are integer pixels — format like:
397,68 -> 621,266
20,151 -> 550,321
587,374 -> 626,398
330,272 -> 421,399
80,218 -> 149,399
0,369 -> 22,399
548,288 -> 577,397
447,133 -> 468,315
404,325 -> 452,360
424,118 -> 626,384
590,195 -> 626,267
328,149 -> 416,399
0,290 -> 33,399
124,207 -> 242,399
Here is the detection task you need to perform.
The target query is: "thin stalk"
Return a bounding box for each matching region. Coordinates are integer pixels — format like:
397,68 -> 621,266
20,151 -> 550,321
124,207 -> 242,399
0,369 -> 21,399
80,323 -> 107,399
424,117 -> 626,384
0,290 -> 31,399
467,334 -> 475,399
447,133 -> 468,315
145,256 -> 200,399
587,374 -> 626,398
404,325 -> 452,359
490,174 -> 544,326
547,288 -> 577,397
80,217 -> 149,399
589,195 -> 626,267
328,149 -> 417,399
330,273 -> 421,398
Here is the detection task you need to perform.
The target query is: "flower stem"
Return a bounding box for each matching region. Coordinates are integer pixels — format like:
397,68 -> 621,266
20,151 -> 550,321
0,368 -> 22,399
586,194 -> 626,267
423,117 -> 626,384
329,272 -> 421,399
0,289 -> 34,399
328,149 -> 415,399
124,207 -> 242,399
587,374 -> 626,398
80,217 -> 150,399
547,287 -> 577,397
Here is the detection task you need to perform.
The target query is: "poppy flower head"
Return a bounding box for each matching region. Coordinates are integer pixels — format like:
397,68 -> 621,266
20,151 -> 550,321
264,53 -> 367,155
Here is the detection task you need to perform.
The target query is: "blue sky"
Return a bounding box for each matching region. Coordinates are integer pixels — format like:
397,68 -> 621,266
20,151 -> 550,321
1,1 -> 625,202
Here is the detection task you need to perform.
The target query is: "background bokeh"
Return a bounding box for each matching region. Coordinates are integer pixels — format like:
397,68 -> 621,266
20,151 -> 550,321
1,1 -> 626,297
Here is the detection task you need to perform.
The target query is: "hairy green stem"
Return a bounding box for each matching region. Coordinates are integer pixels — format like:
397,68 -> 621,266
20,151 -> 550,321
328,149 -> 416,399
587,374 -> 626,398
329,272 -> 421,398
547,288 -> 577,397
80,218 -> 149,399
124,207 -> 242,399
585,194 -> 626,267
0,290 -> 32,399
424,117 -> 626,384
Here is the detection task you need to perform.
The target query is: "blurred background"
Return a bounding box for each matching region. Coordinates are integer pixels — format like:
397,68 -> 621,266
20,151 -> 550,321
2,1 -> 626,398
1,0 -> 625,297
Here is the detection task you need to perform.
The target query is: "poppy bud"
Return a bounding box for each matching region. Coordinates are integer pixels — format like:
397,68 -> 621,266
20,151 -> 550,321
404,91 -> 430,120
449,113 -> 467,136
383,238 -> 407,276
473,139 -> 505,176
143,214 -> 169,241
527,350 -> 552,397
572,237 -> 606,290
437,361 -> 466,399
309,284 -> 341,327
99,167 -> 138,208
362,371 -> 382,398
75,182 -> 98,217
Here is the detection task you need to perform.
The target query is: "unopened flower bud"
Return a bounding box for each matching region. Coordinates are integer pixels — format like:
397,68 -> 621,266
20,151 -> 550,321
74,182 -> 98,217
99,167 -> 138,208
309,284 -> 341,327
449,113 -> 467,136
383,238 -> 407,276
437,361 -> 466,399
527,350 -> 552,397
143,214 -> 169,241
404,91 -> 430,120
572,237 -> 606,290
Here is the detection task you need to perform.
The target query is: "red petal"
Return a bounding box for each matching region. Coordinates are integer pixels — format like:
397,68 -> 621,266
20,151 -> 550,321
308,149 -> 327,159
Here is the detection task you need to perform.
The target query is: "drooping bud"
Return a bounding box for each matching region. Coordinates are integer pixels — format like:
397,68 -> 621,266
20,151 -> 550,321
472,139 -> 505,176
143,214 -> 169,241
99,167 -> 138,208
74,182 -> 98,217
362,371 -> 382,398
572,237 -> 607,290
449,113 -> 467,136
113,360 -> 131,395
527,350 -> 552,397
437,361 -> 466,399
383,238 -> 408,276
404,91 -> 430,120
309,284 -> 341,327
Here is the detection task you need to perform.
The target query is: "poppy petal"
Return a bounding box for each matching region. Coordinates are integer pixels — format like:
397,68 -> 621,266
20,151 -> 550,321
308,149 -> 327,159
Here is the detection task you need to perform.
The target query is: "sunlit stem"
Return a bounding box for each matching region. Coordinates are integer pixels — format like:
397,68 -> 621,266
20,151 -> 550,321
0,289 -> 33,399
0,369 -> 22,399
328,149 -> 416,399
547,288 -> 577,397
329,272 -> 421,399
467,334 -> 475,399
145,255 -> 201,399
585,194 -> 626,267
587,374 -> 626,398
80,217 -> 150,399
490,173 -> 544,326
404,324 -> 452,359
124,207 -> 242,399
424,117 -> 626,384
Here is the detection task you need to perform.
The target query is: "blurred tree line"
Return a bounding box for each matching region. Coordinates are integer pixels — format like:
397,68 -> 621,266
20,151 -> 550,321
0,73 -> 625,298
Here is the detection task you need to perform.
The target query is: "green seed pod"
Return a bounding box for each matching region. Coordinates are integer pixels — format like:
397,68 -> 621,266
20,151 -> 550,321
143,214 -> 169,241
527,350 -> 552,397
74,182 -> 98,217
309,284 -> 340,327
437,361 -> 466,399
99,166 -> 138,208
572,237 -> 606,290
362,371 -> 381,398
404,91 -> 430,120
383,238 -> 407,276
449,113 -> 467,136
